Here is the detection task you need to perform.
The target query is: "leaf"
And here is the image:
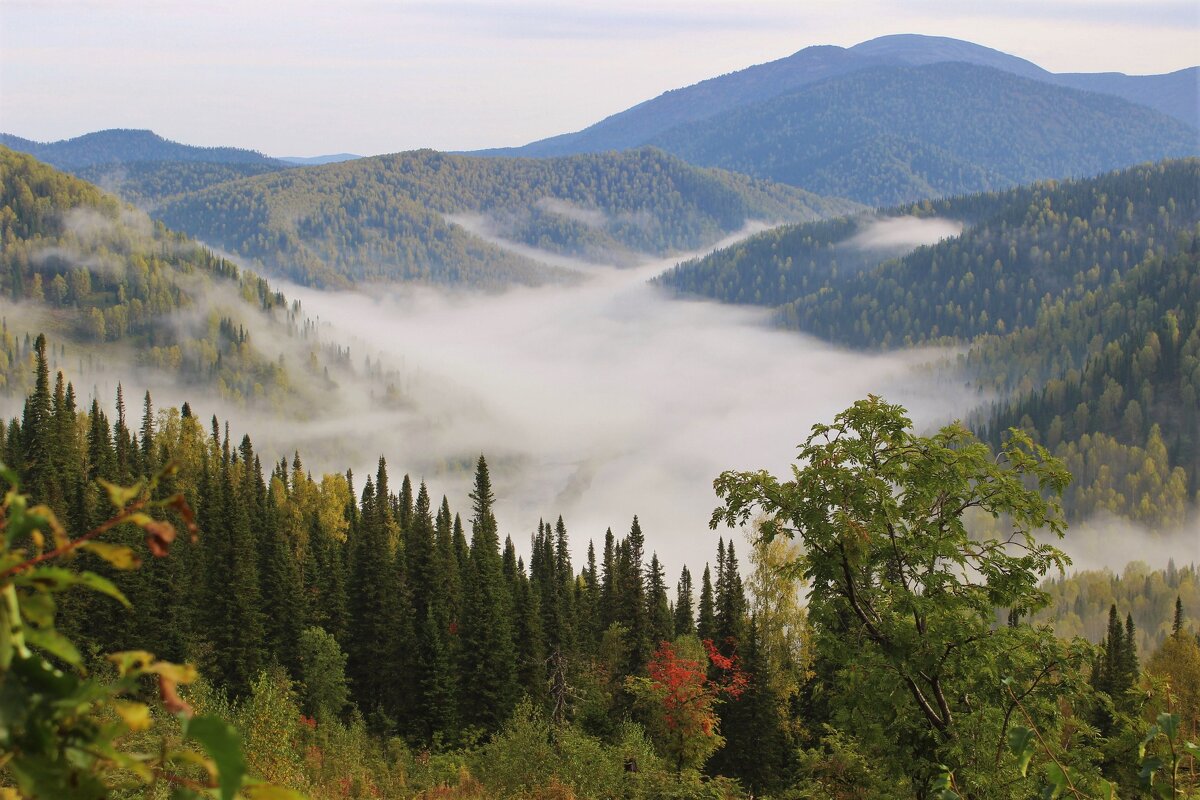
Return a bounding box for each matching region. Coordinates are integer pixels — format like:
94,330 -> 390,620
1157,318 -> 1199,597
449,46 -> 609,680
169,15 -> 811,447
113,700 -> 152,732
97,478 -> 144,510
1139,756 -> 1163,786
81,541 -> 142,570
1007,725 -> 1036,776
18,591 -> 55,627
1139,724 -> 1160,759
1043,763 -> 1068,799
14,567 -> 130,607
185,714 -> 246,800
24,626 -> 82,667
159,673 -> 194,717
1155,712 -> 1179,740
144,520 -> 176,558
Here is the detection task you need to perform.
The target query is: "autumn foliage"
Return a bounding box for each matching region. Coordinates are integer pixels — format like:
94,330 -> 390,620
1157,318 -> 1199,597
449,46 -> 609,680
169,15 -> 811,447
627,637 -> 747,771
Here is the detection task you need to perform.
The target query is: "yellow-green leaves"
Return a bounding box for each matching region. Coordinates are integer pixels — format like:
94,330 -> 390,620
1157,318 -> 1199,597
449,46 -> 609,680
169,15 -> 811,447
80,541 -> 141,570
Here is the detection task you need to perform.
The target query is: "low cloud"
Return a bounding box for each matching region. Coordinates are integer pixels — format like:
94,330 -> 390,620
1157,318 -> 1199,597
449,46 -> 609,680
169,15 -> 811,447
844,215 -> 964,252
271,231 -> 977,574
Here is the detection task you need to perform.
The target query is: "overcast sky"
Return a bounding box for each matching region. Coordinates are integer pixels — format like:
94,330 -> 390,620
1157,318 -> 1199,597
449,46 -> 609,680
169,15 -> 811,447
1,0 -> 1196,157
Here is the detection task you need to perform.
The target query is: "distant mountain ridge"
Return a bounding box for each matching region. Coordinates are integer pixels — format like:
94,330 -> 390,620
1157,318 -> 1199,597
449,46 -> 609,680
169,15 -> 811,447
480,34 -> 1197,162
648,62 -> 1198,205
0,129 -> 285,170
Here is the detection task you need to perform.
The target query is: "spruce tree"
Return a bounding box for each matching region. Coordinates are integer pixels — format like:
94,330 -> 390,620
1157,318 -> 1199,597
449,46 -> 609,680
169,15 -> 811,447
674,565 -> 696,636
698,564 -> 717,643
458,455 -> 518,731
647,553 -> 673,647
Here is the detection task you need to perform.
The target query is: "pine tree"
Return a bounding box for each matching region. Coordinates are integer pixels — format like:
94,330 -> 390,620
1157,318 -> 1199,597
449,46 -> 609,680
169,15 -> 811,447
1175,595 -> 1185,636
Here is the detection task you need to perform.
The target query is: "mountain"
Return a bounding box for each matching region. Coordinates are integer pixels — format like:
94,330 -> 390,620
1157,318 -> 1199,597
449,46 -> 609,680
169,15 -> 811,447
483,35 -> 1197,164
0,129 -> 284,170
658,159 -> 1200,526
153,147 -> 858,288
646,62 -> 1198,205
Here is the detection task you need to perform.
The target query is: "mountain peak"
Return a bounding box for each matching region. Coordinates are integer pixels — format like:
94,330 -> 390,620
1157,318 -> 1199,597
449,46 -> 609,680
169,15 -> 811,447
849,34 -> 1049,78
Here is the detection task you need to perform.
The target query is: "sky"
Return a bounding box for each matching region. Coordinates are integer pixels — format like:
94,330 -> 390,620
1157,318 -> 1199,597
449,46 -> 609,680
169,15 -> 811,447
1,1 -> 1197,157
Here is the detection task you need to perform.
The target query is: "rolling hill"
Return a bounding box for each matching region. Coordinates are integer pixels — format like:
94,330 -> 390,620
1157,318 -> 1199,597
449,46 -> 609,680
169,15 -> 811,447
657,159 -> 1200,526
152,147 -> 857,288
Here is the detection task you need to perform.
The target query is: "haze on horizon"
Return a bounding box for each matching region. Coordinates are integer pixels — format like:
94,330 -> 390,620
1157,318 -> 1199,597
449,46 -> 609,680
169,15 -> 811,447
1,0 -> 1197,157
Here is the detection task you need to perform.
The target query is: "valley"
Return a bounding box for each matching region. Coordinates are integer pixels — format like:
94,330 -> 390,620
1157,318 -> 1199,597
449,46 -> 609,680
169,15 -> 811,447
0,20 -> 1198,800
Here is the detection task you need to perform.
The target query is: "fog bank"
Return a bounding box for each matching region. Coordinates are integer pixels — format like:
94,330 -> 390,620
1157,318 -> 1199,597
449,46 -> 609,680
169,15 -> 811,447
274,232 -> 976,573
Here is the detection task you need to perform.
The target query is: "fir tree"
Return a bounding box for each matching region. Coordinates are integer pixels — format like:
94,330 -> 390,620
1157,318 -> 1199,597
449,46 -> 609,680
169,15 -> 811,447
674,566 -> 696,636
458,455 -> 518,731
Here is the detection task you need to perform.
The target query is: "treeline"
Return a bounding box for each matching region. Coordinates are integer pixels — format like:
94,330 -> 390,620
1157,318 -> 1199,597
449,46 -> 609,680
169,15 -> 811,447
1035,561 -> 1199,653
0,146 -> 355,410
74,160 -> 283,207
8,338 -> 803,795
5,349 -> 1199,798
153,147 -> 856,288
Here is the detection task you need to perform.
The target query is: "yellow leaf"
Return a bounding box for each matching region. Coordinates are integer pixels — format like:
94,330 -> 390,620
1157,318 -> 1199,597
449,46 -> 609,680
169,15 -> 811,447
114,700 -> 152,732
97,478 -> 144,509
81,541 -> 142,570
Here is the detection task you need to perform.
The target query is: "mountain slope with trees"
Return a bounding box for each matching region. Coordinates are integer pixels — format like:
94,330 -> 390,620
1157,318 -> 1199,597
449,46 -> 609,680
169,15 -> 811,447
0,145 -> 356,411
0,129 -> 284,170
153,147 -> 855,288
648,63 -> 1198,205
659,160 -> 1200,526
484,34 -> 1197,161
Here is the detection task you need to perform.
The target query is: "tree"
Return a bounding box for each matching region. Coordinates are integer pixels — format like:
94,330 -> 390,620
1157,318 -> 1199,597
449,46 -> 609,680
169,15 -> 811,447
297,625 -> 350,721
711,395 -> 1077,793
625,636 -> 746,772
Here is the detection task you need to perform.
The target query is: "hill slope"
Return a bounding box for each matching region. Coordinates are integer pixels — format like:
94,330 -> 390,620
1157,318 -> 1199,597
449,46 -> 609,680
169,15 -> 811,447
0,146 -> 357,411
658,159 -> 1200,526
154,147 -> 856,288
0,129 -> 284,170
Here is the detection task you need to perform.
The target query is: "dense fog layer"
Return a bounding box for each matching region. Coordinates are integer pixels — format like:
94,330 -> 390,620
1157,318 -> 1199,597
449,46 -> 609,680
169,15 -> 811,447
269,230 -> 977,572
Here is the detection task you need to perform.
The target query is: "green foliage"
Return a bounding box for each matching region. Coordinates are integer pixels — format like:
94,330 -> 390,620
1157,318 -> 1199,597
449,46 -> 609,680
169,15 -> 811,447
0,462 -> 295,799
661,159 -> 1200,526
0,146 -> 351,412
296,627 -> 349,722
710,395 -> 1102,794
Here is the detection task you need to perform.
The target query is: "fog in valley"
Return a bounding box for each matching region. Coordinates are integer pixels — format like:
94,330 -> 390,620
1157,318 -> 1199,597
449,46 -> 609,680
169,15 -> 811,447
266,226 -> 980,573
14,213 -> 1189,578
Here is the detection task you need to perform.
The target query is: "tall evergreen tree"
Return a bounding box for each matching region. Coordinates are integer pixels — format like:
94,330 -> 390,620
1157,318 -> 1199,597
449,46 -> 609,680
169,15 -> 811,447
698,564 -> 717,643
674,565 -> 696,636
647,553 -> 673,647
458,456 -> 518,731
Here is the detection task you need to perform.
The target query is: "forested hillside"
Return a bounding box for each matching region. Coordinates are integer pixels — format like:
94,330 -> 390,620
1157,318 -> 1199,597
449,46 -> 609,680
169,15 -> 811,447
153,148 -> 855,288
3,359 -> 1196,798
659,160 -> 1200,527
0,129 -> 284,170
650,63 -> 1199,205
487,34 -> 1199,161
0,146 -> 353,411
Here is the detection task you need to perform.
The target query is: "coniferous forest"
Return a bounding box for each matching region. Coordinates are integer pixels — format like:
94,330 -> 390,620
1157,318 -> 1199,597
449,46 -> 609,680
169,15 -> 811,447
2,22 -> 1200,800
